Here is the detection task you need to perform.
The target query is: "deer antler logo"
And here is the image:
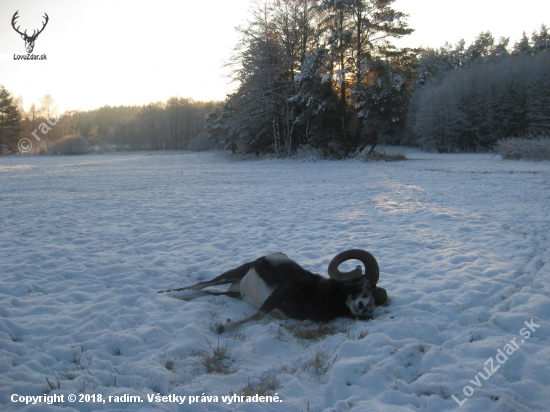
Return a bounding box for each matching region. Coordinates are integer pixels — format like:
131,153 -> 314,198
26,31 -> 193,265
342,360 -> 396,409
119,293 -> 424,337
11,11 -> 49,54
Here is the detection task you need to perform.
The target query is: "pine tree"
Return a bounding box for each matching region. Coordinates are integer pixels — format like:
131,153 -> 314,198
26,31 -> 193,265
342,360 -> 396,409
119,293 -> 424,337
512,31 -> 531,55
531,24 -> 550,53
0,85 -> 22,150
208,0 -> 413,157
292,47 -> 341,151
313,0 -> 413,153
465,31 -> 495,60
526,51 -> 550,132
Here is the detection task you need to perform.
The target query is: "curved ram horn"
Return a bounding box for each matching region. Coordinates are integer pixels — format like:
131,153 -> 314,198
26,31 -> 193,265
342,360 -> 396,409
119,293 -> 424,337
328,249 -> 379,286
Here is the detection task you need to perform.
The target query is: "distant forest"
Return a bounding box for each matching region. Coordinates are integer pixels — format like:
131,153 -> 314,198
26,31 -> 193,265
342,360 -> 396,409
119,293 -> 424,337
409,33 -> 550,152
0,0 -> 548,155
74,99 -> 218,151
0,96 -> 217,153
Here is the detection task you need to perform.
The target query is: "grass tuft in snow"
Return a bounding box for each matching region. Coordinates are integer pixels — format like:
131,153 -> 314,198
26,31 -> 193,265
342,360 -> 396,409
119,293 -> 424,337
78,377 -> 92,393
303,347 -> 336,375
418,387 -> 451,400
192,339 -> 235,375
227,332 -> 249,342
231,375 -> 281,397
343,329 -> 369,341
53,368 -> 76,381
73,357 -> 87,370
277,364 -> 299,375
164,358 -> 175,371
274,326 -> 291,342
291,322 -> 350,341
208,297 -> 230,308
355,330 -> 369,340
45,376 -> 60,392
418,342 -> 426,353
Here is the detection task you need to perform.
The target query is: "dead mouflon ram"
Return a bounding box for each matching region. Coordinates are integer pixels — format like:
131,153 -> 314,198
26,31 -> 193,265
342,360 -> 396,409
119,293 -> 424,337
158,249 -> 388,333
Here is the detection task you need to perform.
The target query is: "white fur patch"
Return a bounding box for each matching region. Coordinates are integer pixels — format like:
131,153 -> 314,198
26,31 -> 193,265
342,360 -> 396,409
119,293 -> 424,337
239,268 -> 274,309
264,252 -> 295,266
345,294 -> 375,316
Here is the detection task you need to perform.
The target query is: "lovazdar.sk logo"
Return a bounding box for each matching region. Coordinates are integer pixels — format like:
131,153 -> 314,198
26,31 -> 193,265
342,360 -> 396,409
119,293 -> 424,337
11,10 -> 49,60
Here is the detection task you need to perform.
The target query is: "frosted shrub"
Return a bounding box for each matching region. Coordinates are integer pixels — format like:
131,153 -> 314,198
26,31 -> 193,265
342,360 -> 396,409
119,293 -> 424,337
494,135 -> 550,160
49,135 -> 92,155
358,149 -> 406,162
291,144 -> 324,161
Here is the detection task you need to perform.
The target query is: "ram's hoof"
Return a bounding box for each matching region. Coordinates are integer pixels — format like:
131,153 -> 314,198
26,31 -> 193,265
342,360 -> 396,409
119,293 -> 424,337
216,324 -> 225,334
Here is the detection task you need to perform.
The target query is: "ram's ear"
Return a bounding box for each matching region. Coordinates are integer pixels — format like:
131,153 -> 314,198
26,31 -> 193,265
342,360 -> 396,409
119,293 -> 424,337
374,287 -> 387,306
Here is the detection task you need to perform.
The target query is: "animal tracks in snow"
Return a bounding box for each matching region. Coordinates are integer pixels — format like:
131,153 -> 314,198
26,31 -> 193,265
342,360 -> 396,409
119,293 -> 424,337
1,151 -> 549,411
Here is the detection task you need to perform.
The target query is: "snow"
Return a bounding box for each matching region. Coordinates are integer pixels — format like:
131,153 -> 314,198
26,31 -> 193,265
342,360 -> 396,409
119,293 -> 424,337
0,150 -> 549,411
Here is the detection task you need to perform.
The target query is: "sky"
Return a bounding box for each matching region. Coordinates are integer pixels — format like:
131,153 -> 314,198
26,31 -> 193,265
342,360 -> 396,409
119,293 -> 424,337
0,0 -> 548,113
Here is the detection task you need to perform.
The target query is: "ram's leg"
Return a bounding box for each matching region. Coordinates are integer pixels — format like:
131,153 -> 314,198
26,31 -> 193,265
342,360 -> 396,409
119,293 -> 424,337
169,281 -> 242,301
171,290 -> 242,302
158,261 -> 254,293
282,320 -> 315,331
216,311 -> 267,334
216,308 -> 287,333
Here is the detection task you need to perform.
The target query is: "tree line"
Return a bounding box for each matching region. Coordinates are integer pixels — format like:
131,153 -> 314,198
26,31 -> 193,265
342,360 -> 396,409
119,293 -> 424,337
207,0 -> 548,156
1,0 -> 548,156
0,90 -> 79,153
102,98 -> 217,151
408,25 -> 550,152
0,94 -> 216,154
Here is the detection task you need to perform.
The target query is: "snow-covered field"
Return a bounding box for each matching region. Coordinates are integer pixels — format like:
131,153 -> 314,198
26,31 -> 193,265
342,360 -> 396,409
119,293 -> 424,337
1,151 -> 549,412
